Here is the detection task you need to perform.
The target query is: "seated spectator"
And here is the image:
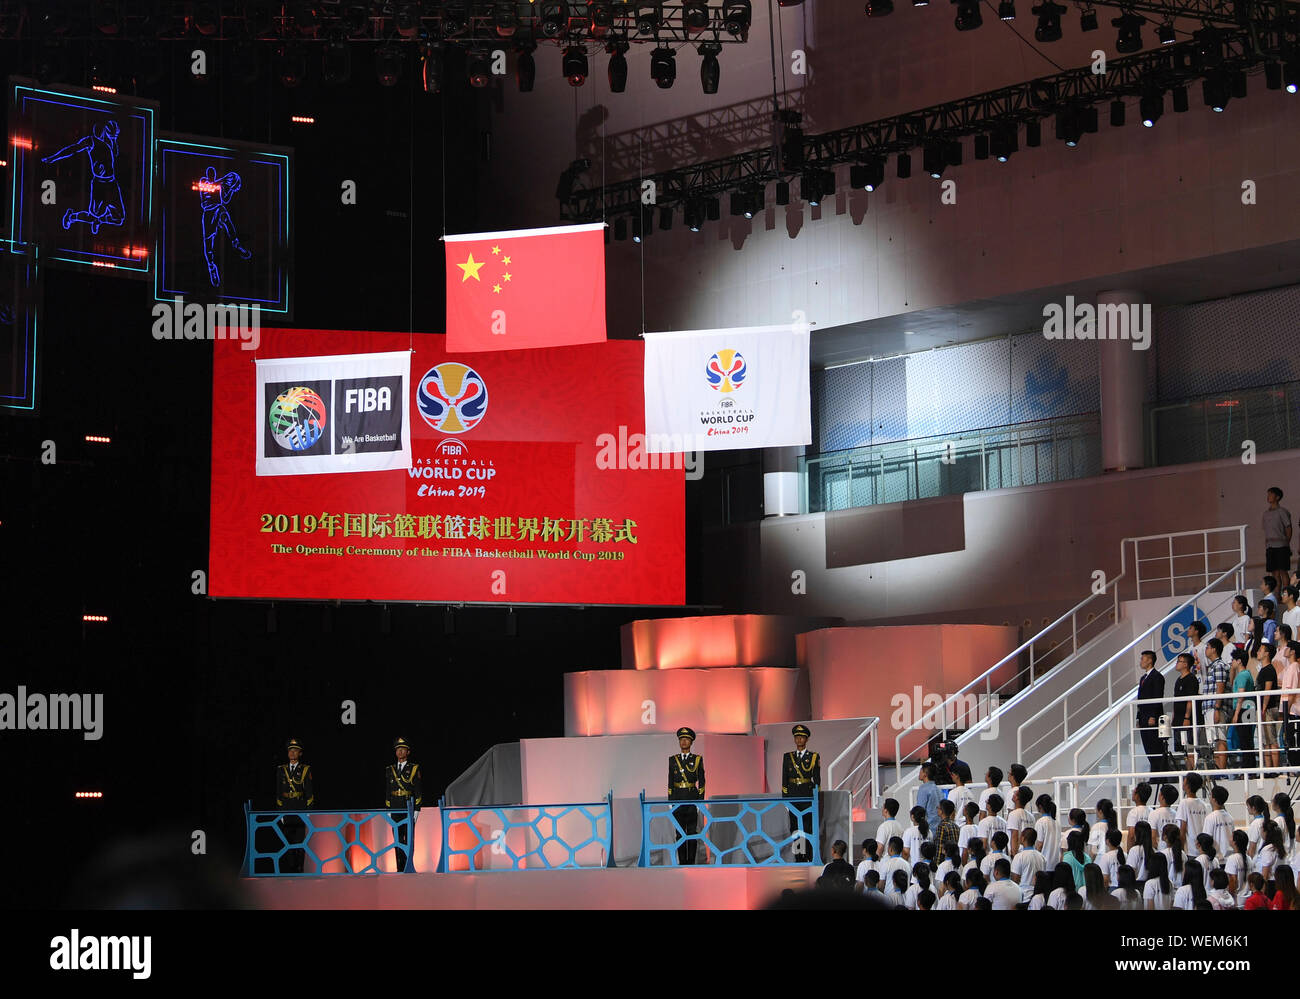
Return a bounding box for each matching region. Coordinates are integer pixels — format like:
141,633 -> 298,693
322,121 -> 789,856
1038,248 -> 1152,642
1226,830 -> 1254,906
1010,827 -> 1046,903
1127,820 -> 1155,881
821,839 -> 855,887
1270,865 -> 1298,910
1006,786 -> 1034,854
1097,828 -> 1124,888
936,871 -> 962,910
1143,852 -> 1174,910
1174,859 -> 1207,910
978,767 -> 1004,819
984,857 -> 1021,909
1126,783 -> 1152,850
1027,869 -> 1053,910
980,831 -> 1010,880
1035,795 -> 1061,867
959,869 -> 986,910
1063,830 -> 1090,888
1047,862 -> 1079,910
1241,872 -> 1271,910
855,837 -> 879,886
1206,868 -> 1237,909
1112,865 -> 1143,910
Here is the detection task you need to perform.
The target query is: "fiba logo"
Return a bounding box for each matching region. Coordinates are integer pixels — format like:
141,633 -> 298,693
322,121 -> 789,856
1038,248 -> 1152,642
706,349 -> 747,392
269,386 -> 327,451
437,439 -> 469,457
417,363 -> 488,434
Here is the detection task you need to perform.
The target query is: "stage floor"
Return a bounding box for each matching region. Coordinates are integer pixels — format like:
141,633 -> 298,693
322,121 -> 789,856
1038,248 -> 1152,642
243,865 -> 823,910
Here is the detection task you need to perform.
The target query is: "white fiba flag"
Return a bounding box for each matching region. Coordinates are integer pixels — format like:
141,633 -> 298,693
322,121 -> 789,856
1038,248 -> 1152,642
254,350 -> 412,476
643,322 -> 811,453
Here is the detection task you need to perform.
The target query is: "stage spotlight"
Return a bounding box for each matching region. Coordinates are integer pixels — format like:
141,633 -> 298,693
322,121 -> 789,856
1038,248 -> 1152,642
866,0 -> 895,15
723,1 -> 752,35
1157,21 -> 1175,44
516,45 -> 536,91
651,47 -> 676,89
1230,69 -> 1247,99
1140,88 -> 1163,125
422,43 -> 443,93
277,43 -> 307,87
1265,61 -> 1282,90
775,180 -> 790,205
685,1 -> 710,32
706,196 -> 721,220
699,42 -> 721,94
468,50 -> 492,88
323,41 -> 351,85
1285,58 -> 1299,94
973,134 -> 989,160
660,205 -> 673,230
607,43 -> 629,92
637,2 -> 663,35
1055,107 -> 1082,145
396,2 -> 422,38
1110,98 -> 1125,126
989,128 -> 1009,160
541,2 -> 569,38
897,151 -> 911,178
1112,12 -> 1144,54
802,170 -> 833,206
632,215 -> 644,242
923,142 -> 945,177
1202,74 -> 1228,112
850,156 -> 885,190
1032,2 -> 1065,41
590,2 -> 615,35
375,46 -> 403,87
998,1 -> 1015,20
563,46 -> 589,86
952,0 -> 982,31
743,184 -> 763,219
493,1 -> 519,37
1025,120 -> 1041,146
1079,5 -> 1098,30
685,199 -> 704,230
1171,84 -> 1188,112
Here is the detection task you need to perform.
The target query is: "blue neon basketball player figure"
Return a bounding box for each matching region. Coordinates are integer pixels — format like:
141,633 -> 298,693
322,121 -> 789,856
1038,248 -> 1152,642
199,165 -> 253,287
40,119 -> 126,235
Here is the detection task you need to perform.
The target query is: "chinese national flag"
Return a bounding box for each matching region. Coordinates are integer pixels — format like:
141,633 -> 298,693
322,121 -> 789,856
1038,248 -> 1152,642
444,222 -> 607,353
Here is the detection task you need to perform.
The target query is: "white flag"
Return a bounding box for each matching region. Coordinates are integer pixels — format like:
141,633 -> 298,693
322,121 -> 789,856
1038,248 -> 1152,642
643,324 -> 811,453
255,351 -> 411,476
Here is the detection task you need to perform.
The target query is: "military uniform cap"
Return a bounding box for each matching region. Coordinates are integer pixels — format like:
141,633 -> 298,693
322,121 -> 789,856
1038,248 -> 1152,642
791,724 -> 811,738
285,738 -> 304,752
676,727 -> 696,742
393,737 -> 412,751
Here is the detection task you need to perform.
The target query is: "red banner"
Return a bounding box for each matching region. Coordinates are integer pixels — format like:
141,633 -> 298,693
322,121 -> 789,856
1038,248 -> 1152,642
443,223 -> 606,353
210,329 -> 683,605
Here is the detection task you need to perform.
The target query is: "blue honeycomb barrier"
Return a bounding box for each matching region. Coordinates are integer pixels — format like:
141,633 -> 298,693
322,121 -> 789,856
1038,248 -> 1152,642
436,793 -> 614,872
637,791 -> 822,867
243,799 -> 416,876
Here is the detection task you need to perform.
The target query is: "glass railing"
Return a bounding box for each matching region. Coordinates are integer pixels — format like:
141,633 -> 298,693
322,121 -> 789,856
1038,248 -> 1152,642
799,413 -> 1102,514
1146,381 -> 1300,467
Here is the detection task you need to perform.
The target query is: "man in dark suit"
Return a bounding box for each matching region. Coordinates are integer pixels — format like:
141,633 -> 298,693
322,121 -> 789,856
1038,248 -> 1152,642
782,724 -> 820,862
275,738 -> 314,874
1136,650 -> 1168,772
384,737 -> 423,872
668,727 -> 705,865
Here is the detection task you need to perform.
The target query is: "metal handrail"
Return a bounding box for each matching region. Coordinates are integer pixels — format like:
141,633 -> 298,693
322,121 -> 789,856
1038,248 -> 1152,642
1071,684 -> 1300,780
826,718 -> 880,848
1017,526 -> 1246,766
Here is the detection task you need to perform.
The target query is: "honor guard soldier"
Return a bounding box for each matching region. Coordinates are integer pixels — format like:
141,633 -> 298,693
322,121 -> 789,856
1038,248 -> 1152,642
275,738 -> 314,874
668,727 -> 706,865
782,724 -> 820,862
385,737 -> 423,872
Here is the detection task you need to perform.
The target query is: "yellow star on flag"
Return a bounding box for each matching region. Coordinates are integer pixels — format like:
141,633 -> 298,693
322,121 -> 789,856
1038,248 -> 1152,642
492,283 -> 502,294
502,255 -> 512,265
491,245 -> 501,255
503,272 -> 512,282
458,253 -> 485,282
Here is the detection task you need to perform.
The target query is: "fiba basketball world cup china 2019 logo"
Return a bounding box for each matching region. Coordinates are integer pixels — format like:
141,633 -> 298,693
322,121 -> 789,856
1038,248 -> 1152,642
269,386 -> 327,451
700,348 -> 755,437
417,363 -> 488,434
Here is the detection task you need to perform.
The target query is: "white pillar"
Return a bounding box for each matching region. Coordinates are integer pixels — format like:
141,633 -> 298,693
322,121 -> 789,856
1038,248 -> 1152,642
1097,290 -> 1149,473
763,446 -> 803,516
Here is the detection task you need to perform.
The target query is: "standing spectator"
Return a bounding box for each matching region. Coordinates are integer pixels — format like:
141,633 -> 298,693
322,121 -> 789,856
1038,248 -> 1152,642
1256,644 -> 1281,773
947,765 -> 976,821
1047,863 -> 1079,909
1027,870 -> 1053,910
1127,783 -> 1153,850
1126,820 -> 1155,880
821,839 -> 855,887
1060,808 -> 1091,859
934,799 -> 961,853
1097,828 -> 1124,887
1246,795 -> 1270,856
884,868 -> 910,906
1063,830 -> 1090,888
958,869 -> 986,910
980,831 -> 1010,880
1261,575 -> 1282,614
1202,785 -> 1235,858
1177,772 -> 1209,847
1089,798 -> 1119,856
1201,639 -> 1231,770
1281,642 -> 1300,756
903,805 -> 929,861
977,794 -> 1008,846
1174,859 -> 1207,910
1136,651 -> 1167,772
904,862 -> 932,909
1006,787 -> 1034,854
1270,793 -> 1296,859
1255,820 -> 1285,887
1170,654 -> 1199,769
1035,795 -> 1061,868
1283,587 -> 1300,636
984,858 -> 1021,909
935,841 -> 961,883
875,798 -> 904,850
958,802 -> 982,860
1254,603 -> 1279,650
1270,865 -> 1298,909
1231,595 -> 1254,651
1150,784 -> 1179,843
936,871 -> 962,910
964,837 -> 987,879
855,837 -> 879,886
1194,833 -> 1222,894
916,889 -> 936,911
1007,763 -> 1028,809
878,836 -> 910,887
1229,649 -> 1256,765
1011,827 -> 1046,902
978,767 -> 1004,819
1263,487 -> 1293,590
1113,865 -> 1144,910
1187,620 -> 1210,673
1143,852 -> 1175,910
915,763 -> 942,834
1083,863 -> 1111,910
1226,829 -> 1254,905
1241,872 -> 1271,909
1161,822 -> 1187,881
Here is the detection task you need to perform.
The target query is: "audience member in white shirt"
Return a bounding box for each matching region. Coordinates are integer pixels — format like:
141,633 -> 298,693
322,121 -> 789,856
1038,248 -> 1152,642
1225,830 -> 1254,905
1149,784 -> 1179,846
1097,828 -> 1124,887
978,767 -> 1004,820
1194,834 -> 1222,894
1127,782 -> 1153,851
978,793 -> 1008,845
1246,795 -> 1269,857
1010,828 -> 1047,902
935,841 -> 961,884
1202,785 -> 1235,859
948,770 -> 976,824
936,871 -> 962,910
878,837 -> 911,888
1161,822 -> 1188,884
855,837 -> 879,886
958,870 -> 986,910
980,831 -> 1010,880
984,858 -> 1022,909
1143,852 -> 1175,910
903,863 -> 932,910
1269,793 -> 1296,860
1173,859 -> 1207,910
1255,820 -> 1286,882
902,805 -> 929,861
1034,795 -> 1062,868
1177,772 -> 1209,847
884,867 -> 909,907
1206,868 -> 1237,909
1060,808 -> 1091,860
1112,865 -> 1144,910
1089,798 -> 1118,856
1047,863 -> 1078,910
1126,820 -> 1155,880
1006,786 -> 1035,854
875,799 -> 904,856
1188,621 -> 1210,673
